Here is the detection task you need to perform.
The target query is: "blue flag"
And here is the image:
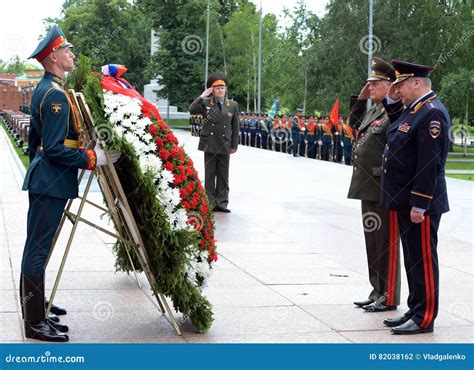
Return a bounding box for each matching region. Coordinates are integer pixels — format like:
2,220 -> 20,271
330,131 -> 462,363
267,98 -> 279,121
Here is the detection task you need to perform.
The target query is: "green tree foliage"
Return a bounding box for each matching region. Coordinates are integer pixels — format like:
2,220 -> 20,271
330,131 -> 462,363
46,0 -> 151,91
44,0 -> 471,118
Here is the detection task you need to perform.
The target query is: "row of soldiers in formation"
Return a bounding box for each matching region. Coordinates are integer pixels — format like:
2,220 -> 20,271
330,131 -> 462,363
190,112 -> 357,165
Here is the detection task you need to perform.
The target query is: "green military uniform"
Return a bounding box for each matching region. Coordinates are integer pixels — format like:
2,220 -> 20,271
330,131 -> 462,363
348,58 -> 400,311
188,72 -> 239,212
20,25 -> 98,343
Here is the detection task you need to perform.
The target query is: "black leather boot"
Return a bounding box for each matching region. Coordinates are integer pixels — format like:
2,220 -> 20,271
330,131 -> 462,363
22,275 -> 68,342
45,300 -> 67,316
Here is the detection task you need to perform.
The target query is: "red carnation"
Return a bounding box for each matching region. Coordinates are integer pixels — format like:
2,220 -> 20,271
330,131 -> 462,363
164,162 -> 174,171
166,132 -> 177,144
155,137 -> 163,148
170,146 -> 179,158
204,232 -> 210,240
148,125 -> 158,136
210,253 -> 218,262
159,149 -> 169,160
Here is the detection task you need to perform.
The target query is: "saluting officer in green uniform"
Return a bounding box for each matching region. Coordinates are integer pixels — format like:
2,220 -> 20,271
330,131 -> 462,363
348,58 -> 400,313
20,26 -> 120,342
189,72 -> 240,213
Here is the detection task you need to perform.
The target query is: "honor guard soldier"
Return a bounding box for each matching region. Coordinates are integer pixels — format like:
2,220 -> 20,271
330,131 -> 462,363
298,116 -> 307,157
272,114 -> 281,151
314,117 -> 321,159
259,113 -> 270,150
290,115 -> 300,157
189,72 -> 240,213
242,113 -> 249,145
20,26 -> 120,342
281,114 -> 290,153
306,116 -> 317,159
348,58 -> 400,314
341,117 -> 354,165
319,117 -> 332,161
332,117 -> 343,162
255,113 -> 262,148
238,112 -> 245,144
248,113 -> 257,147
381,60 -> 450,334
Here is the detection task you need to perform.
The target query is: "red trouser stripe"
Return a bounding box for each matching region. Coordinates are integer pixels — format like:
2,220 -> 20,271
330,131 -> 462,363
386,210 -> 396,306
390,211 -> 398,306
425,215 -> 435,328
421,216 -> 434,328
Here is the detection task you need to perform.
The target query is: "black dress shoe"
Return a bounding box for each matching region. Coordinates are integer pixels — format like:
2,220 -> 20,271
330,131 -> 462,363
48,312 -> 60,323
46,300 -> 67,316
383,312 -> 412,327
25,320 -> 69,342
354,299 -> 373,308
47,319 -> 69,333
391,319 -> 433,335
362,301 -> 397,312
214,207 -> 231,213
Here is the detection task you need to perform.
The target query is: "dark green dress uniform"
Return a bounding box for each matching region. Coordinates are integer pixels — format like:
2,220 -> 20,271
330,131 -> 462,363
348,58 -> 400,311
188,73 -> 239,211
381,60 -> 450,333
22,72 -> 96,275
20,25 -> 97,343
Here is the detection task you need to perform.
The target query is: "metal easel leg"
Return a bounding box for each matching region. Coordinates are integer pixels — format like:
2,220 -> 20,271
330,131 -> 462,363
45,171 -> 95,318
44,169 -> 87,269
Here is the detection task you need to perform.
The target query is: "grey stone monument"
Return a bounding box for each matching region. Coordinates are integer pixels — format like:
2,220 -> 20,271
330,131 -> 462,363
143,30 -> 189,119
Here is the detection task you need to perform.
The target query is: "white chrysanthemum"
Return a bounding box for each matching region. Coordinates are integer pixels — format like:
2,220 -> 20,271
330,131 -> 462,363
167,187 -> 181,208
161,169 -> 174,185
109,111 -> 122,124
114,126 -> 125,138
139,154 -> 162,174
172,208 -> 190,230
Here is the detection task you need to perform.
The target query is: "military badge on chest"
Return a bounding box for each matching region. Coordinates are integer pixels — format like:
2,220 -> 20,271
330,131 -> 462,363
51,103 -> 62,116
429,120 -> 441,138
398,122 -> 411,133
371,119 -> 383,128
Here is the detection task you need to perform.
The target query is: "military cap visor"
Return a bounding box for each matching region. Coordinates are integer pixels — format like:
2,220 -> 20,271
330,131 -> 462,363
367,57 -> 396,82
392,60 -> 435,84
29,25 -> 73,62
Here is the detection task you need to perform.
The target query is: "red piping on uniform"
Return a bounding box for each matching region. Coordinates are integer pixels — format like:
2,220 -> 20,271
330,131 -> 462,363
386,211 -> 395,306
421,216 -> 434,328
425,215 -> 435,327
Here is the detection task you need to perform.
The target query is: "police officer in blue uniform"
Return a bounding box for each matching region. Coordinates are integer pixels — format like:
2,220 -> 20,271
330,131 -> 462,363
20,26 -> 120,342
381,60 -> 451,335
